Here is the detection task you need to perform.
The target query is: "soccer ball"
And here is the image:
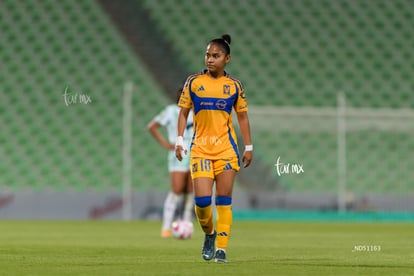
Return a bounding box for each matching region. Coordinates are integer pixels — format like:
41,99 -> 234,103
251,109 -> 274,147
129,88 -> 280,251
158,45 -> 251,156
171,220 -> 194,240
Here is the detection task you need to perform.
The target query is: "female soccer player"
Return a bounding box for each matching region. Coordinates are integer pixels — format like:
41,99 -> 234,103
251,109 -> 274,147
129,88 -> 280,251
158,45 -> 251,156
147,91 -> 194,238
175,34 -> 253,263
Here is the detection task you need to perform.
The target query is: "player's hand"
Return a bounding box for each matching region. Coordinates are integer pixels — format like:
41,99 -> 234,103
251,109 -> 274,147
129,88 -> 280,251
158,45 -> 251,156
175,136 -> 187,161
242,150 -> 253,168
175,145 -> 187,161
175,145 -> 183,161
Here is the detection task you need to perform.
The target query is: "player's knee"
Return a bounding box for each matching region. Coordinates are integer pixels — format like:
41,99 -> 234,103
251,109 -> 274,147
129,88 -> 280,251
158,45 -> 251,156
215,196 -> 232,206
171,186 -> 184,194
194,196 -> 212,208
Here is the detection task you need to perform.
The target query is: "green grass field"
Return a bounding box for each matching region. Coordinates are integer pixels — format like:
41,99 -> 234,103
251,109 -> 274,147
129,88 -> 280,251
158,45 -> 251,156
0,220 -> 413,275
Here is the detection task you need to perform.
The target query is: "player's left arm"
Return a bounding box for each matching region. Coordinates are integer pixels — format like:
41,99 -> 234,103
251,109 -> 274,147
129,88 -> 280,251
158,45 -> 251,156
236,111 -> 253,168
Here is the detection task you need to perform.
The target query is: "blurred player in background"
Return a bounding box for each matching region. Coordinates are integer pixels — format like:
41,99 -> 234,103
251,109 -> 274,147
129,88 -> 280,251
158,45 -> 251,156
175,34 -> 253,263
147,90 -> 194,238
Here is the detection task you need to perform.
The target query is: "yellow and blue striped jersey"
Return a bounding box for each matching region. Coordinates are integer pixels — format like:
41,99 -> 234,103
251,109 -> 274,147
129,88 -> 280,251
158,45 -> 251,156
178,70 -> 248,160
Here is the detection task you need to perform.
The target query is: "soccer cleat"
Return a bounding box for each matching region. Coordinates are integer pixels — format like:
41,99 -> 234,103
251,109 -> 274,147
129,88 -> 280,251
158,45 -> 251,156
202,230 -> 216,261
214,249 -> 228,263
161,229 -> 172,238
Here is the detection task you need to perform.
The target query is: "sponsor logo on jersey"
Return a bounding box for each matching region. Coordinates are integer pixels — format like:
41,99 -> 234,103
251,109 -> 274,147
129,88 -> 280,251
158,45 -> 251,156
216,99 -> 227,110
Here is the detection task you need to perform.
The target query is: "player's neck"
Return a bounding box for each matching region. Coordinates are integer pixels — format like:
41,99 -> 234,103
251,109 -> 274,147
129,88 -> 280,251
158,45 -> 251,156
207,70 -> 225,79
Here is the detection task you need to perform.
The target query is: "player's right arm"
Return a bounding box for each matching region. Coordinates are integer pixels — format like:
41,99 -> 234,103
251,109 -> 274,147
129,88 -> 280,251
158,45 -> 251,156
176,76 -> 194,161
175,107 -> 190,161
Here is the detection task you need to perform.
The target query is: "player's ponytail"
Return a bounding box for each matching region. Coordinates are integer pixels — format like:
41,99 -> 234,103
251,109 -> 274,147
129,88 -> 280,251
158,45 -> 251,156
221,34 -> 231,47
209,34 -> 231,55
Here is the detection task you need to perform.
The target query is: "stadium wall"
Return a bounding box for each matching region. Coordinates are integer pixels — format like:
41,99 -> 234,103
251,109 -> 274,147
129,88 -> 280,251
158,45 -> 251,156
1,191 -> 414,220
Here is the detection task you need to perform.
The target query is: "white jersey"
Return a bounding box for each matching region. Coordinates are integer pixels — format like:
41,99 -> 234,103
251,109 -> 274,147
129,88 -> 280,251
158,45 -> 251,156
152,104 -> 193,172
153,104 -> 193,147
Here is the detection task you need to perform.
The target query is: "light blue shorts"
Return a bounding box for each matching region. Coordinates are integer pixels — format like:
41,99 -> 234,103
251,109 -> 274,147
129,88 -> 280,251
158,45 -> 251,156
168,151 -> 190,172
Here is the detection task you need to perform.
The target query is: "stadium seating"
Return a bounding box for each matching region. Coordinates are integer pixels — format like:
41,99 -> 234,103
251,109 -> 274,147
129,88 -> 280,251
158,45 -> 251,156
1,0 -> 413,197
142,0 -> 413,108
142,0 -> 414,195
0,0 -> 171,191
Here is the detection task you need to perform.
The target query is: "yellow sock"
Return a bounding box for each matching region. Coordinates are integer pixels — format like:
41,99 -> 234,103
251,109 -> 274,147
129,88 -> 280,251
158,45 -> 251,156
216,205 -> 232,250
194,205 -> 214,234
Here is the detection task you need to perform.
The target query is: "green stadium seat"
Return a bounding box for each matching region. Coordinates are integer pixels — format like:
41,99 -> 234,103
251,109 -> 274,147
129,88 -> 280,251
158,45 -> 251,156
2,0 -> 413,197
0,0 -> 171,192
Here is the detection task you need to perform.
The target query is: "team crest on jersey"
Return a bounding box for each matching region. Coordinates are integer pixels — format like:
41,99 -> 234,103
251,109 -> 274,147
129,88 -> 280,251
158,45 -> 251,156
223,85 -> 230,95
